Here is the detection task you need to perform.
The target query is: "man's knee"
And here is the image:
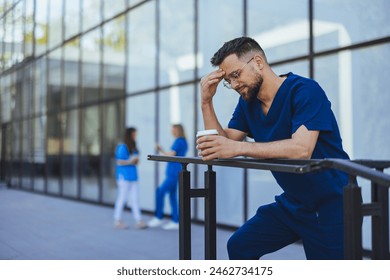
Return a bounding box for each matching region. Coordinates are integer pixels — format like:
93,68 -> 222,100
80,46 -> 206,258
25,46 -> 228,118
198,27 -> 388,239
227,231 -> 242,259
227,229 -> 262,260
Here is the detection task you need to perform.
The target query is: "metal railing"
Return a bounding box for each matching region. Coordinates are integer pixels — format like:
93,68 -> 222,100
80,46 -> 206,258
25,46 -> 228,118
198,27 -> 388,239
148,155 -> 390,260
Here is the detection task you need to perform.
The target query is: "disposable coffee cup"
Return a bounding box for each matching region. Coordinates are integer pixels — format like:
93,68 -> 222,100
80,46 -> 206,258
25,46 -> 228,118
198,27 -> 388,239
196,129 -> 218,138
196,129 -> 218,156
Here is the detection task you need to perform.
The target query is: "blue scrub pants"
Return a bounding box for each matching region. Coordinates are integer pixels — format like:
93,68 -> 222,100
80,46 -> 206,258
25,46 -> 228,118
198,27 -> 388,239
227,202 -> 344,260
155,175 -> 179,223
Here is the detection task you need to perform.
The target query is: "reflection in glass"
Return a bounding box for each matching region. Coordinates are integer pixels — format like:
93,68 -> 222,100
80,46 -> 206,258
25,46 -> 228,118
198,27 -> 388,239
3,14 -> 13,69
33,116 -> 46,192
47,49 -> 62,113
24,0 -> 35,56
198,0 -> 243,78
103,0 -> 126,20
62,110 -> 79,197
102,17 -> 125,99
1,75 -> 12,123
21,119 -> 33,190
35,0 -> 48,56
101,101 -> 124,204
13,0 -> 24,65
48,0 -> 63,49
159,0 -> 194,86
34,58 -> 47,114
3,124 -> 12,186
127,1 -> 156,94
47,113 -> 61,194
64,39 -> 80,107
82,0 -> 101,32
248,0 -> 308,63
272,60 -> 309,80
64,0 -> 80,40
81,29 -> 101,103
0,18 -> 3,71
11,121 -> 21,186
80,106 -> 100,201
315,45 -> 390,160
314,0 -> 390,52
22,65 -> 34,118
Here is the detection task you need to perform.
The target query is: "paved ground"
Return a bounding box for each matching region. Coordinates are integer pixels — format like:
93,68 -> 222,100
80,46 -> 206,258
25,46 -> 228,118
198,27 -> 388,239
0,186 -> 305,260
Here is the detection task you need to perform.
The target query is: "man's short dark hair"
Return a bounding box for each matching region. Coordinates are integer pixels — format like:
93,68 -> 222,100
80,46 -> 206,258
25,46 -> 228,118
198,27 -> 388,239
211,37 -> 266,67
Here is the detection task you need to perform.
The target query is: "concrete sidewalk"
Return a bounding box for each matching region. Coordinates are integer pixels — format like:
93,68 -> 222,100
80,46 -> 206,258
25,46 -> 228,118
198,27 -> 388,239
0,187 -> 305,260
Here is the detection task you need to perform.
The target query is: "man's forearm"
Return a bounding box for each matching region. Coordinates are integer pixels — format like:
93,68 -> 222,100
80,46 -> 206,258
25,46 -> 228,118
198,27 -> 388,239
239,139 -> 312,160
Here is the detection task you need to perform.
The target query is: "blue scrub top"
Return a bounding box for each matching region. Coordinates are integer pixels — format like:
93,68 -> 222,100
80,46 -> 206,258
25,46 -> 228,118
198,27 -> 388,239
166,137 -> 188,177
115,143 -> 138,181
228,73 -> 349,223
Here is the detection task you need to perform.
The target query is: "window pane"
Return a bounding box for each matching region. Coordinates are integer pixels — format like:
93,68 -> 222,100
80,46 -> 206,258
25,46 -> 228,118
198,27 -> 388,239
46,113 -> 61,194
24,0 -> 34,57
35,0 -> 48,56
272,60 -> 309,79
81,29 -> 101,103
0,18 -> 3,71
1,74 -> 12,122
248,0 -> 308,63
47,49 -> 62,113
48,0 -> 63,48
13,0 -> 23,64
21,119 -> 33,190
2,124 -> 13,185
11,121 -> 21,186
34,58 -> 47,114
33,116 -> 46,192
103,0 -> 126,20
198,0 -> 243,78
127,1 -> 156,94
62,109 -> 79,198
315,44 -> 390,160
80,106 -> 100,201
102,17 -> 125,99
21,64 -> 34,118
82,0 -> 101,32
64,39 -> 80,107
64,0 -> 80,39
159,0 -> 194,86
101,101 -> 124,205
314,0 -> 390,52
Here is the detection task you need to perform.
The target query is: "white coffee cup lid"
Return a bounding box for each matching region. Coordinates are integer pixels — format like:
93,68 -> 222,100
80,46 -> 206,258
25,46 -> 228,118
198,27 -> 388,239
196,129 -> 218,138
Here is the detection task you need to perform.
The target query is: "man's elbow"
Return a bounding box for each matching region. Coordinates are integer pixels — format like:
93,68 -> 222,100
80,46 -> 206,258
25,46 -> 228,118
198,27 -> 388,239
294,146 -> 313,160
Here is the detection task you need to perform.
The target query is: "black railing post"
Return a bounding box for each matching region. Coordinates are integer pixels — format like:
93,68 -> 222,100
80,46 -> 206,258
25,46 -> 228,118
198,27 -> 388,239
179,163 -> 191,260
204,165 -> 216,260
344,175 -> 363,259
371,169 -> 389,259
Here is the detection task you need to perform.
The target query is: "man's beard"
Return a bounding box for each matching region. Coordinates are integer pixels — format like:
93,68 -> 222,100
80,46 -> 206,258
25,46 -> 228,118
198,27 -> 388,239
240,74 -> 263,102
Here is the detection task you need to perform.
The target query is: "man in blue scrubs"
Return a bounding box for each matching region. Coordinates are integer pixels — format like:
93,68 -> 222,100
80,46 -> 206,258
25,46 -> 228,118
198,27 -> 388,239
197,37 -> 350,259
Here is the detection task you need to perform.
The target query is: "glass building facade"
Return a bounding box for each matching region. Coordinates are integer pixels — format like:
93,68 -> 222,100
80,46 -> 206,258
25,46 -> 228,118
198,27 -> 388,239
1,0 -> 389,248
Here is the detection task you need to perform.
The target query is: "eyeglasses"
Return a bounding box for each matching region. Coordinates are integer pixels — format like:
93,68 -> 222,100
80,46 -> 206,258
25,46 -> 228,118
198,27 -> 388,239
223,57 -> 254,89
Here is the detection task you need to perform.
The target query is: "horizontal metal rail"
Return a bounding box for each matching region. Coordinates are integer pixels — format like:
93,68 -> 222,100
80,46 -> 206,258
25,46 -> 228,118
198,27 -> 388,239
148,155 -> 390,186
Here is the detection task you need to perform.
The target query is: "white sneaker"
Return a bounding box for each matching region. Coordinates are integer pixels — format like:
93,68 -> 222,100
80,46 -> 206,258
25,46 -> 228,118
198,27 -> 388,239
162,221 -> 179,230
147,217 -> 164,228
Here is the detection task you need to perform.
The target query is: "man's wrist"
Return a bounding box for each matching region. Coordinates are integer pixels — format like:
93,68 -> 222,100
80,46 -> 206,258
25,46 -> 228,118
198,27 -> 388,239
238,141 -> 252,157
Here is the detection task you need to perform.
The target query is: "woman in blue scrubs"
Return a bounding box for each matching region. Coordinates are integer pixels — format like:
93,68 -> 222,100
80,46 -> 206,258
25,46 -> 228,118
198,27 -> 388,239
147,124 -> 188,230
